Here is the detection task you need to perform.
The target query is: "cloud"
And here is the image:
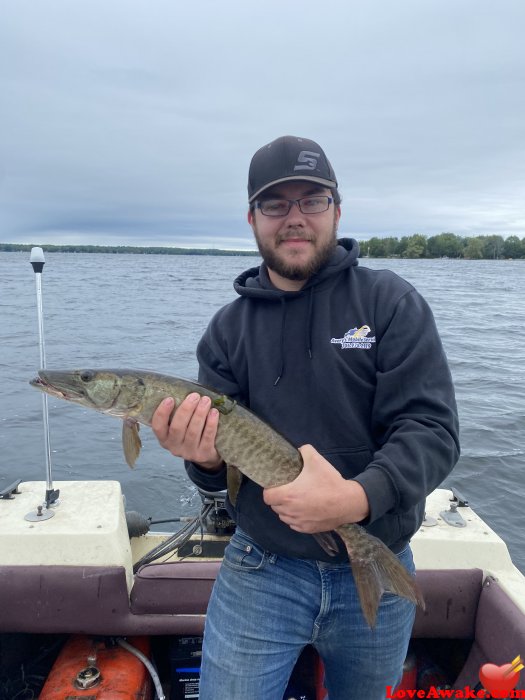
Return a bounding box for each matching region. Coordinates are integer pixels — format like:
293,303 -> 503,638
1,0 -> 524,246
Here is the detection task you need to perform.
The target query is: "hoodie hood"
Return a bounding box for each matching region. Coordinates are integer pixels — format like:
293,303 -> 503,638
233,238 -> 360,299
232,238 -> 360,384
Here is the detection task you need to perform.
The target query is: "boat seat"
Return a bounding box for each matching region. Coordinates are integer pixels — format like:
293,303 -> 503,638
411,568 -> 484,639
0,565 -> 131,634
454,576 -> 525,690
130,564 -> 484,642
0,564 -> 210,636
0,563 -> 487,639
131,561 -> 221,615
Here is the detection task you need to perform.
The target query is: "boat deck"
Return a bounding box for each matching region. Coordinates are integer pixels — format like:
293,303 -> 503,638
1,482 -> 524,692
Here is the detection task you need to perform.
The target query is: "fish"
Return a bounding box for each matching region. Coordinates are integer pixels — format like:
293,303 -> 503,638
30,368 -> 424,626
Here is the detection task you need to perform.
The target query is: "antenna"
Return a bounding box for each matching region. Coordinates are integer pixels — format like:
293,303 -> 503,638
26,247 -> 59,521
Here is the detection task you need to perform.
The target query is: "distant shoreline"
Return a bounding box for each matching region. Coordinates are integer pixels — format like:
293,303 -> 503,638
1,234 -> 523,259
0,243 -> 258,257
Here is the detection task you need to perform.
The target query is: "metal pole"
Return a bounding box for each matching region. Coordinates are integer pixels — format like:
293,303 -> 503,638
29,247 -> 59,510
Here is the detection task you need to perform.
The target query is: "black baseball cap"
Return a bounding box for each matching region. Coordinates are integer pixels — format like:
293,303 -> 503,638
248,135 -> 338,203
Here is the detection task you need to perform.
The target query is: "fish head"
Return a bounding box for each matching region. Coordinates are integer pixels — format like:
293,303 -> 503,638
30,369 -> 147,417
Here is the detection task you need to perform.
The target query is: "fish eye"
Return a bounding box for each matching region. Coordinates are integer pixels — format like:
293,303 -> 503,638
80,371 -> 94,383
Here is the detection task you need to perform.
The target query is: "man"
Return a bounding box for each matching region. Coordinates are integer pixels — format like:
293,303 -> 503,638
152,135 -> 460,699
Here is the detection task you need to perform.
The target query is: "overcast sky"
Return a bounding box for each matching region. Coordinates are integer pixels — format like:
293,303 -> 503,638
1,0 -> 524,249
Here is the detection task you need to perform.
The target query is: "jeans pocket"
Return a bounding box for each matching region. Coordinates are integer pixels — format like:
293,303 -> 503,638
396,543 -> 416,575
223,528 -> 267,572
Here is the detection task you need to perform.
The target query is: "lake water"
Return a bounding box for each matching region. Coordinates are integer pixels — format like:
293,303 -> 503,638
1,251 -> 524,573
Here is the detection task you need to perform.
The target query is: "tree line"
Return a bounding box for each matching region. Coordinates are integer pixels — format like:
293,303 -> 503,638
0,243 -> 257,256
1,233 -> 524,259
359,233 -> 525,259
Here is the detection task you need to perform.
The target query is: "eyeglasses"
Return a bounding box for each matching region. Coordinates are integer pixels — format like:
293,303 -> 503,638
256,195 -> 333,217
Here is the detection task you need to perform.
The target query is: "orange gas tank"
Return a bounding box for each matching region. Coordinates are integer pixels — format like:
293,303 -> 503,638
39,635 -> 153,699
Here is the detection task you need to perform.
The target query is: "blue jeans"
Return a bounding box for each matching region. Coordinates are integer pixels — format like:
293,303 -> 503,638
199,528 -> 416,700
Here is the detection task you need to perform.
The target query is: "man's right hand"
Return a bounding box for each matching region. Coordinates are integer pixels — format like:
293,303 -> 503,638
151,393 -> 223,471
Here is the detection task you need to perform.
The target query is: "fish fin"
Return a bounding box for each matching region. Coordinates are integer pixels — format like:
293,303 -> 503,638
226,465 -> 243,506
337,525 -> 425,628
122,419 -> 142,468
212,395 -> 237,415
313,532 -> 339,557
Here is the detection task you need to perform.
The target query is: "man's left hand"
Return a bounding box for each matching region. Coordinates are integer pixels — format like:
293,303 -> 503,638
263,444 -> 370,533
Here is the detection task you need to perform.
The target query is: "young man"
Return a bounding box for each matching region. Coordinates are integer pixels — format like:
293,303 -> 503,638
152,135 -> 460,699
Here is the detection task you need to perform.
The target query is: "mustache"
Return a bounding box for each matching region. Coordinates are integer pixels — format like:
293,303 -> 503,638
277,230 -> 313,244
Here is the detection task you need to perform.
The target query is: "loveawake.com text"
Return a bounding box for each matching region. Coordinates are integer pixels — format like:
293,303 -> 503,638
386,686 -> 525,698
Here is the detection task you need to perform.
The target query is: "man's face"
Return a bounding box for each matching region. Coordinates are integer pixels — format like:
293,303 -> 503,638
248,181 -> 341,291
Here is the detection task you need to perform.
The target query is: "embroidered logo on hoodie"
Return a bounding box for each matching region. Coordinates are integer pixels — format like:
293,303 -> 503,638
331,325 -> 376,350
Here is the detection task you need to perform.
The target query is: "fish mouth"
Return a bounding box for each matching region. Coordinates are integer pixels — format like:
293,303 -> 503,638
30,372 -> 81,401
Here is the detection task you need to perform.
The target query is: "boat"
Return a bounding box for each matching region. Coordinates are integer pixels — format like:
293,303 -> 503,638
1,478 -> 524,698
1,249 -> 523,697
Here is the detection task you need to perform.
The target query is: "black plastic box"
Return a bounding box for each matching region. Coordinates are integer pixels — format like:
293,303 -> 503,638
170,636 -> 203,700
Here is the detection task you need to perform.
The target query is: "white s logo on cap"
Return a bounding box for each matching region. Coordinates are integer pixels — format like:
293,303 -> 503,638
294,151 -> 320,171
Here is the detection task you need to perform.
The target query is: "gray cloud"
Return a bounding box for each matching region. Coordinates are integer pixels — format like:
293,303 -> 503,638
1,0 -> 524,247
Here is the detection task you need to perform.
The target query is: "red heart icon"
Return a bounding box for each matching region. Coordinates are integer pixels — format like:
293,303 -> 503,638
479,662 -> 521,698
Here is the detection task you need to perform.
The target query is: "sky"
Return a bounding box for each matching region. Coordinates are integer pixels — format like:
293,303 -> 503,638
1,0 -> 524,249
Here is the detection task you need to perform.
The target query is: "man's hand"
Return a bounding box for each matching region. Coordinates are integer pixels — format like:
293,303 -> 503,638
151,393 -> 223,471
263,444 -> 370,533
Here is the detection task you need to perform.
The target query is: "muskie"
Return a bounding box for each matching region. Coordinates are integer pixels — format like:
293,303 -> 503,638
30,368 -> 424,626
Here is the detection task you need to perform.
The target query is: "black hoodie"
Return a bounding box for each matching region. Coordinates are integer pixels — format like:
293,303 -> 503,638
185,238 -> 460,560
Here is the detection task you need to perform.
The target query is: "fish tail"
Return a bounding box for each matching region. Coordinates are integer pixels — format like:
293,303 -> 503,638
313,532 -> 339,557
337,526 -> 425,628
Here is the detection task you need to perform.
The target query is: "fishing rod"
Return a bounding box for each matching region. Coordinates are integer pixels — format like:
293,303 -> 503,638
26,247 -> 59,521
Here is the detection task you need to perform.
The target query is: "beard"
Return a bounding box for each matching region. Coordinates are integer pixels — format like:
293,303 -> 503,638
253,219 -> 339,282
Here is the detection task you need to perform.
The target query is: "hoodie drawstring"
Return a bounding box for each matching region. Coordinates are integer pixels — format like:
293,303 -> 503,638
306,286 -> 314,360
274,288 -> 315,386
274,297 -> 287,386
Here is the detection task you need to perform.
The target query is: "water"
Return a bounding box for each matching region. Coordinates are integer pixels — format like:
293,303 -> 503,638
1,252 -> 524,573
